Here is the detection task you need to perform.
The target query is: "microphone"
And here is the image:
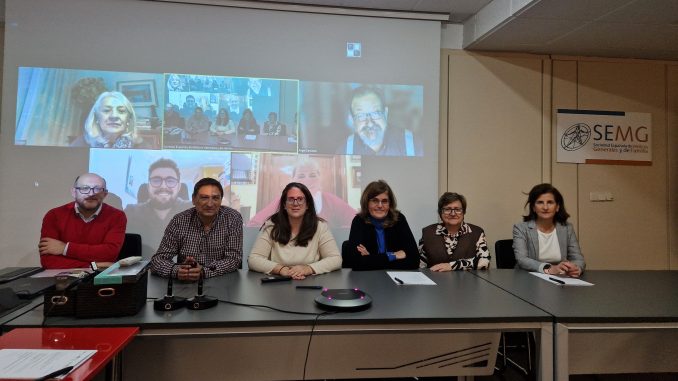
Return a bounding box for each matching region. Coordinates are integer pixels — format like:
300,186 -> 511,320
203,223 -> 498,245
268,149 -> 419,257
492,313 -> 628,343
153,263 -> 187,311
186,267 -> 218,310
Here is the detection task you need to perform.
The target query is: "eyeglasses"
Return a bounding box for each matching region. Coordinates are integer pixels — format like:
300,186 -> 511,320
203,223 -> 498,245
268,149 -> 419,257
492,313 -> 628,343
75,186 -> 106,195
149,176 -> 179,188
353,111 -> 385,123
369,198 -> 390,206
441,207 -> 464,215
286,197 -> 306,206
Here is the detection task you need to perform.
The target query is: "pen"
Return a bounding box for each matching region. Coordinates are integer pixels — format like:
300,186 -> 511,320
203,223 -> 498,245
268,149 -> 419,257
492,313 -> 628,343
296,285 -> 323,289
37,366 -> 73,381
394,277 -> 404,285
549,277 -> 565,285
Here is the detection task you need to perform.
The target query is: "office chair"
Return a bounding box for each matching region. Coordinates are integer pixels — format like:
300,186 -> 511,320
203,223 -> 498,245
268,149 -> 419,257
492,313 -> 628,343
494,239 -> 533,378
118,233 -> 142,260
340,240 -> 352,268
494,239 -> 516,269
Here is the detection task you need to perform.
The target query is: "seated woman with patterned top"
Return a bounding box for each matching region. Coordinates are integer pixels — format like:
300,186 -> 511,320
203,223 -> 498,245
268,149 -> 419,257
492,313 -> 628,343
419,192 -> 490,271
248,182 -> 342,279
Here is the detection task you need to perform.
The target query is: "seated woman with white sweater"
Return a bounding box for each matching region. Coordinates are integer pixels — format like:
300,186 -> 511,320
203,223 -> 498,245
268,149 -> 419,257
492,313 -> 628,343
248,182 -> 342,279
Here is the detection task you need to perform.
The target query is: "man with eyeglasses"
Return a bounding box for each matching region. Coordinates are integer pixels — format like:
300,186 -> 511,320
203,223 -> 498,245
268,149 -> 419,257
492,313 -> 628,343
39,173 -> 126,269
339,85 -> 420,157
125,159 -> 191,254
151,177 -> 243,281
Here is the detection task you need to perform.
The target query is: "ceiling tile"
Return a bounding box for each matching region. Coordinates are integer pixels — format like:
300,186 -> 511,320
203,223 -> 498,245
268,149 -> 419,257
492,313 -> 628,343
598,0 -> 678,24
518,0 -> 630,21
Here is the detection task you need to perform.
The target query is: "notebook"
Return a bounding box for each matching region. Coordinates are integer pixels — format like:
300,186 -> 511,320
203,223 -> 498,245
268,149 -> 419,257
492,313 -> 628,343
0,267 -> 43,284
1,276 -> 55,299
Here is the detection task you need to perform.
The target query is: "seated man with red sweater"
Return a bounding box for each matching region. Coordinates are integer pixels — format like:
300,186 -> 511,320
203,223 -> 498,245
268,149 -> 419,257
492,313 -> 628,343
39,173 -> 127,269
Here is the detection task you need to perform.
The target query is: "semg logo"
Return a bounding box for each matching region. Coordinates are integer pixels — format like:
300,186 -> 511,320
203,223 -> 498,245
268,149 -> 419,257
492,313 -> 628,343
561,123 -> 591,151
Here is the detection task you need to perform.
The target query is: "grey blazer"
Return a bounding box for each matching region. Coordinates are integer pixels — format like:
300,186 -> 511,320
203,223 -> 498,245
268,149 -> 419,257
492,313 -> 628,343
512,220 -> 586,273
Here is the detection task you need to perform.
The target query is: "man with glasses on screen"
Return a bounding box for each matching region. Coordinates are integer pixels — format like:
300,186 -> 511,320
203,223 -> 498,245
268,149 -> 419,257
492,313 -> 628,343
151,178 -> 243,281
39,173 -> 126,269
340,86 -> 418,157
125,159 -> 191,253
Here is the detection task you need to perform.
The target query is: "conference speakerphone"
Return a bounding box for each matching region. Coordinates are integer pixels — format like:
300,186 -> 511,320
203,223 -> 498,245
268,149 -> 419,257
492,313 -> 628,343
314,288 -> 372,311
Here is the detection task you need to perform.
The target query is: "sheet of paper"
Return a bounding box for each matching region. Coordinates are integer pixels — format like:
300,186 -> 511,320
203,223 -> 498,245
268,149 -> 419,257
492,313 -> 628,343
0,349 -> 96,379
530,272 -> 594,286
386,271 -> 436,285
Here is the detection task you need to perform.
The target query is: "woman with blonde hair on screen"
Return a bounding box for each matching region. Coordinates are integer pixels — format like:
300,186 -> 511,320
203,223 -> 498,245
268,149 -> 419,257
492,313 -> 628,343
72,91 -> 146,148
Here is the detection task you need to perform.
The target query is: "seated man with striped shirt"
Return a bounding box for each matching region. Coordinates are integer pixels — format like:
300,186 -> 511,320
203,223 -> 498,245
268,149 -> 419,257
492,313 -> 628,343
150,177 -> 243,281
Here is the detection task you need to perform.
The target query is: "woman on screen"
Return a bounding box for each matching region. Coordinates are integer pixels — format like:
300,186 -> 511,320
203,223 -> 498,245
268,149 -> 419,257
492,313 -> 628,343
210,108 -> 236,137
343,180 -> 418,270
166,74 -> 186,92
237,108 -> 260,135
419,192 -> 490,271
71,91 -> 143,149
513,183 -> 585,277
248,182 -> 342,279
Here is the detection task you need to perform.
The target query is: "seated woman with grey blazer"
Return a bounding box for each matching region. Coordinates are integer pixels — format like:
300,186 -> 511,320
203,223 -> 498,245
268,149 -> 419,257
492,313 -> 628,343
513,183 -> 585,277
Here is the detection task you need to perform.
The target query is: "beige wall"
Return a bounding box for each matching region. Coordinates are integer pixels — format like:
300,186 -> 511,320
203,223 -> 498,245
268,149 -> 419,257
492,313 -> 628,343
441,50 -> 678,270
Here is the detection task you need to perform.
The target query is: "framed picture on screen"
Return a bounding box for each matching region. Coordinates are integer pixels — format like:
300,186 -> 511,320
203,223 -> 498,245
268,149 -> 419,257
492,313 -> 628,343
117,80 -> 157,107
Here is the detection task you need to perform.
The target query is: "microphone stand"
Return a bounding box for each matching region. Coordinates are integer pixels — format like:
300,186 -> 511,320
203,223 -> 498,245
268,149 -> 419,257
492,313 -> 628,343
153,263 -> 187,311
187,267 -> 218,310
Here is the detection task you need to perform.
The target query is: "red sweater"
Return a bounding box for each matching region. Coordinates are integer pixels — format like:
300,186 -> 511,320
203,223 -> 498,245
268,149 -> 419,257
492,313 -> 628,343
40,203 -> 127,269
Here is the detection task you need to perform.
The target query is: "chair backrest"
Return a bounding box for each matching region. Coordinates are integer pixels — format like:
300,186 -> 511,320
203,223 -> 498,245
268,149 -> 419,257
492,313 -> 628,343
119,233 -> 142,260
494,239 -> 516,269
341,240 -> 352,268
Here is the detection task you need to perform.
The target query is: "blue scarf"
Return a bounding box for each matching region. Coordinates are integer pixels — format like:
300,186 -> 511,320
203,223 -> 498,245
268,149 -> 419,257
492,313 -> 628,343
370,216 -> 387,256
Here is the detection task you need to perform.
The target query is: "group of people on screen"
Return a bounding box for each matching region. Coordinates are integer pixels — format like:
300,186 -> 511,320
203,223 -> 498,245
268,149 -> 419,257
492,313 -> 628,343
68,90 -> 287,149
164,95 -> 288,144
38,171 -> 585,280
66,85 -> 422,158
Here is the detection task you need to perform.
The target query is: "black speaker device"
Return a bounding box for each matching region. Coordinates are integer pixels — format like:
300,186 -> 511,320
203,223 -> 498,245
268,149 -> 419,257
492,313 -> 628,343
314,288 -> 372,311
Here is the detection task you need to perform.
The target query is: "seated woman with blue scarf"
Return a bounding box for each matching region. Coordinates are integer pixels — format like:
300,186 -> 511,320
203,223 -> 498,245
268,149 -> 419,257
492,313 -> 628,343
343,180 -> 419,270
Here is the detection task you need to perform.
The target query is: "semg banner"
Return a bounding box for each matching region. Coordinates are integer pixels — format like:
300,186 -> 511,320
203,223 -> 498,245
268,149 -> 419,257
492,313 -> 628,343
556,109 -> 652,165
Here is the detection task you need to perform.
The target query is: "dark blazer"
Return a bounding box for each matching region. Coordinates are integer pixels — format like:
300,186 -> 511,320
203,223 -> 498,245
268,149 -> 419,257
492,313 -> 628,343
343,213 -> 419,271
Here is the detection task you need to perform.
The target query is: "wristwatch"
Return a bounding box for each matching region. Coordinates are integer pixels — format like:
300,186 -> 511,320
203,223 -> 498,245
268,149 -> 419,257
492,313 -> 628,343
543,264 -> 552,273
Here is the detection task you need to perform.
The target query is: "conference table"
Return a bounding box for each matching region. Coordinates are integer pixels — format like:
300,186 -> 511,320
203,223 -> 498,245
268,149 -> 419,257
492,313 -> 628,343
472,270 -> 678,380
2,269 -> 553,381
